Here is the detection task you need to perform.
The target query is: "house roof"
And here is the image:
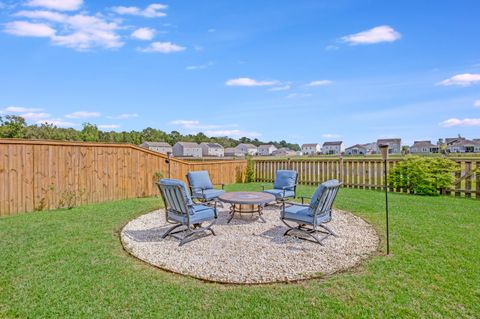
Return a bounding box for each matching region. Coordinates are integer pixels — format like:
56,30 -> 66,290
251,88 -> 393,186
201,142 -> 223,148
346,144 -> 367,150
449,139 -> 480,147
323,141 -> 343,146
236,143 -> 257,149
411,140 -> 437,148
176,142 -> 200,148
446,137 -> 466,145
377,138 -> 401,145
140,142 -> 171,147
258,144 -> 276,149
302,143 -> 319,147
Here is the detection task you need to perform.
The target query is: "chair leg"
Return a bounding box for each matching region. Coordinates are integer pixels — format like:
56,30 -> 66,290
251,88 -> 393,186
162,223 -> 183,239
281,219 -> 336,245
176,220 -> 217,246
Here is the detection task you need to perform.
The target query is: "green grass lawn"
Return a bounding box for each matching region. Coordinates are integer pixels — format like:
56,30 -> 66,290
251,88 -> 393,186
1,184 -> 479,318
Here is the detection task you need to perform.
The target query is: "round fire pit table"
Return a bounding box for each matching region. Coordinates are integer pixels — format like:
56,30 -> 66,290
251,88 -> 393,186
218,192 -> 276,223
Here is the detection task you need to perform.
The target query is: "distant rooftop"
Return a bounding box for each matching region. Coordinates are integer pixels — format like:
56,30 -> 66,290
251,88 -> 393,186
140,141 -> 171,147
323,141 -> 343,146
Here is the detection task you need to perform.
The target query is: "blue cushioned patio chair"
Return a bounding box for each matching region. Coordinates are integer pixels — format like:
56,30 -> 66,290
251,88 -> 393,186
281,179 -> 342,245
186,170 -> 225,204
157,178 -> 217,246
262,170 -> 298,205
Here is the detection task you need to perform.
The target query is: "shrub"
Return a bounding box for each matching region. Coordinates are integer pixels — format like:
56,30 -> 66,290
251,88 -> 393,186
388,156 -> 459,195
245,155 -> 255,183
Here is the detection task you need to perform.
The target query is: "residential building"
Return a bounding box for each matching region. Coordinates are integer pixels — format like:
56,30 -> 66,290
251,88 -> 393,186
272,147 -> 296,157
200,142 -> 224,157
224,147 -> 243,157
258,144 -> 277,156
376,138 -> 402,154
235,143 -> 258,156
172,142 -> 202,157
410,141 -> 439,154
446,138 -> 480,153
139,141 -> 172,155
301,143 -> 320,155
345,144 -> 368,155
321,141 -> 344,155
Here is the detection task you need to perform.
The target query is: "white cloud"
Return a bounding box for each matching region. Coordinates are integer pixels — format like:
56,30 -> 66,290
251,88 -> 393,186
15,10 -> 67,22
107,113 -> 139,119
25,0 -> 83,11
341,25 -> 401,45
286,93 -> 312,99
4,21 -> 56,37
185,61 -> 213,70
98,124 -> 120,129
131,27 -> 155,41
3,106 -> 43,112
321,133 -> 340,138
474,100 -> 480,108
7,11 -> 124,50
205,129 -> 261,138
65,111 -> 101,119
20,112 -> 50,120
138,41 -> 186,53
268,84 -> 291,91
226,77 -> 278,87
438,73 -> 480,86
112,3 -> 167,18
325,45 -> 339,51
170,120 -> 234,130
307,80 -> 332,87
36,118 -> 78,127
440,118 -> 480,127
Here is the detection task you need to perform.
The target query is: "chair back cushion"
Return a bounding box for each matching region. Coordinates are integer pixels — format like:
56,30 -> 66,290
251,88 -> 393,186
187,171 -> 213,190
273,170 -> 297,190
158,179 -> 193,215
308,179 -> 341,217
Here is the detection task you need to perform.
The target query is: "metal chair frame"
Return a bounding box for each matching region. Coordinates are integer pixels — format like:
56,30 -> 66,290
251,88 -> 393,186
281,181 -> 342,245
157,182 -> 217,246
186,173 -> 224,206
262,171 -> 299,207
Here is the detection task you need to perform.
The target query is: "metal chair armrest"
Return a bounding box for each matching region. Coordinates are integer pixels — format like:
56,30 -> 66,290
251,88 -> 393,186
298,196 -> 311,205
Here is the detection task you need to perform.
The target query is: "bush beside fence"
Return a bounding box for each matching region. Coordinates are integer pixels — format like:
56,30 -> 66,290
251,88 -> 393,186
254,158 -> 479,199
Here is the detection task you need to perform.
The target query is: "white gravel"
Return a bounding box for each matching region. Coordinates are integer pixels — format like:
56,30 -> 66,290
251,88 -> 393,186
121,206 -> 379,284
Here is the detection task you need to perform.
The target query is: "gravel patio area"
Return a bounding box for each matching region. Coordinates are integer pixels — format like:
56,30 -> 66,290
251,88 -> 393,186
121,205 -> 379,284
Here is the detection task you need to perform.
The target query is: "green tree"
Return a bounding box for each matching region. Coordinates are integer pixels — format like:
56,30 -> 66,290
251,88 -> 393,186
0,115 -> 27,138
80,123 -> 100,142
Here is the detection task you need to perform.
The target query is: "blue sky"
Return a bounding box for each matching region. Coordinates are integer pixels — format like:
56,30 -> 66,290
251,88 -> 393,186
1,0 -> 480,146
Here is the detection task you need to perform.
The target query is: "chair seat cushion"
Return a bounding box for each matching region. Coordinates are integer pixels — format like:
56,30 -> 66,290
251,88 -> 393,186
263,189 -> 295,199
193,189 -> 225,200
283,205 -> 330,225
168,205 -> 216,224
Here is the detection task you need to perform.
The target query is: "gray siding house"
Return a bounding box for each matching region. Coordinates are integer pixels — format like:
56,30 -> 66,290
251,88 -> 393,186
225,147 -> 243,157
139,142 -> 172,155
272,147 -> 296,157
321,141 -> 344,155
200,142 -> 224,157
410,141 -> 439,154
235,143 -> 258,156
258,144 -> 277,156
376,138 -> 402,154
172,142 -> 202,157
302,143 -> 320,155
446,138 -> 480,153
345,144 -> 368,155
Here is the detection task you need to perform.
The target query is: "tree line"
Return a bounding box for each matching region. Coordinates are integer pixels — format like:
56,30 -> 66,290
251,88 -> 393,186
0,115 -> 300,150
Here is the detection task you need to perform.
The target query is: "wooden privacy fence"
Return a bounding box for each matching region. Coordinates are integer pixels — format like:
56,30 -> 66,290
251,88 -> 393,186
0,139 -> 247,216
255,158 -> 480,199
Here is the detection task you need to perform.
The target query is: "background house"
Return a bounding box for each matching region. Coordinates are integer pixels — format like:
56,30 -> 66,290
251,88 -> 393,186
172,142 -> 202,157
345,144 -> 367,155
139,142 -> 172,155
376,138 -> 402,154
302,143 -> 320,155
321,141 -> 344,155
447,138 -> 480,153
200,142 -> 224,157
224,147 -> 243,157
272,147 -> 296,157
410,141 -> 439,154
235,143 -> 258,156
258,144 -> 277,156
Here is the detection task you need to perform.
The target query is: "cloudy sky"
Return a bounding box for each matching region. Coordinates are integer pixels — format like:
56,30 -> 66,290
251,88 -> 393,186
1,0 -> 479,145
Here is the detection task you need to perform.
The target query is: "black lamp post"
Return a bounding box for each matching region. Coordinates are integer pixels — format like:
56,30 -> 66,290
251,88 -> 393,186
379,144 -> 390,255
166,152 -> 172,178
